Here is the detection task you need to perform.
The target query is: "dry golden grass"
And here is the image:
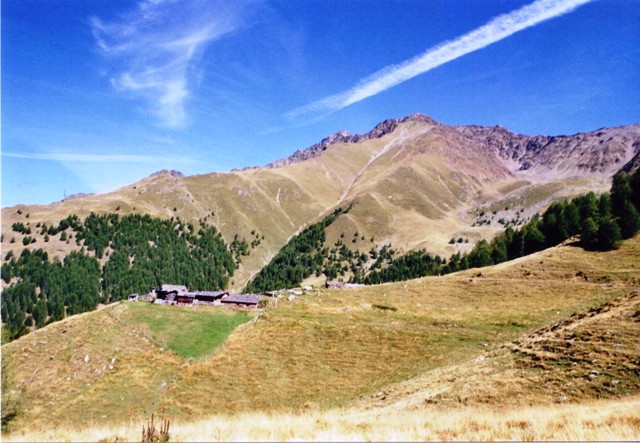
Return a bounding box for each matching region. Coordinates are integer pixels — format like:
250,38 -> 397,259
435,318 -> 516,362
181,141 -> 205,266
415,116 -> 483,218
3,236 -> 639,441
1,303 -> 184,431
0,303 -> 255,432
5,396 -> 639,442
354,289 -> 640,412
162,273 -> 634,419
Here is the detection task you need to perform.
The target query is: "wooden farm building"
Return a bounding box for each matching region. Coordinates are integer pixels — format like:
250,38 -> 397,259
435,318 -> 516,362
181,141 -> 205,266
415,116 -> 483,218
151,284 -> 260,308
154,285 -> 229,305
194,291 -> 228,303
160,284 -> 188,294
221,294 -> 261,307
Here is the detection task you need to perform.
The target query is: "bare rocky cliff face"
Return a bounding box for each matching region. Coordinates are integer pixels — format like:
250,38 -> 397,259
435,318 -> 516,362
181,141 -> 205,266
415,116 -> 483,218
149,169 -> 185,179
261,113 -> 640,181
621,152 -> 640,173
60,192 -> 96,203
453,123 -> 640,180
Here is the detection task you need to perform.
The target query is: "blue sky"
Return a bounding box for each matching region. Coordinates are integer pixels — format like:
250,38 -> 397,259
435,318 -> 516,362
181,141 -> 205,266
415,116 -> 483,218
2,0 -> 639,207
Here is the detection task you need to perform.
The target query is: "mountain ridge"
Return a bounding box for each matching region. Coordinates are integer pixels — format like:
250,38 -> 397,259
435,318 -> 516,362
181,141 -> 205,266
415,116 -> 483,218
233,113 -> 439,171
235,113 -> 640,176
2,114 -> 639,290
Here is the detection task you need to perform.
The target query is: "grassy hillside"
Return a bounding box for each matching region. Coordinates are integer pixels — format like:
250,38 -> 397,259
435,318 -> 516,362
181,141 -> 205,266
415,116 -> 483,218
1,304 -> 253,432
6,397 -> 640,442
116,304 -> 250,359
2,116 -> 626,290
3,235 -> 639,440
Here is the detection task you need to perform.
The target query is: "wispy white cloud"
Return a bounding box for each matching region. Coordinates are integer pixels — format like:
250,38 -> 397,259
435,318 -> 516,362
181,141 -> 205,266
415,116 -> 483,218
287,0 -> 593,119
2,151 -> 196,164
92,0 -> 252,128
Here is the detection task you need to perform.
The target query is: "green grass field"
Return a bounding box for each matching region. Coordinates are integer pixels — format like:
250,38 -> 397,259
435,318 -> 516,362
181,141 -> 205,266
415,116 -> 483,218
117,303 -> 251,359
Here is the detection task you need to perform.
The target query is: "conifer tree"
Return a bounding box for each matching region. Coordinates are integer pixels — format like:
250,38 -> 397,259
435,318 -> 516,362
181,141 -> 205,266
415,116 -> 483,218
596,217 -> 622,250
617,201 -> 640,239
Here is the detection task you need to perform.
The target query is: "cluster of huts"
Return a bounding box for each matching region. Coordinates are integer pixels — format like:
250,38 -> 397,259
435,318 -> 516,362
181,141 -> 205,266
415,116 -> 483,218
128,280 -> 364,309
129,284 -> 261,308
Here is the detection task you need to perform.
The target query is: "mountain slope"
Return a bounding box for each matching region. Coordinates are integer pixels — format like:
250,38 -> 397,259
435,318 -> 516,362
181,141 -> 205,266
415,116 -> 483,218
358,288 -> 640,413
2,234 -> 639,436
2,114 -> 639,289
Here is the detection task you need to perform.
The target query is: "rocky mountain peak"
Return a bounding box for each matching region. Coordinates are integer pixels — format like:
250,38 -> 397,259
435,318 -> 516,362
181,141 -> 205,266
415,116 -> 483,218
60,192 -> 95,203
401,113 -> 439,125
244,112 -> 639,179
263,113 -> 439,169
263,130 -> 355,169
453,123 -> 640,179
149,169 -> 185,179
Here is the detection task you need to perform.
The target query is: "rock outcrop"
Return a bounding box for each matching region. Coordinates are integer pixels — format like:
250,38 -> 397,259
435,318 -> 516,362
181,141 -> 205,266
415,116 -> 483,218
149,169 -> 185,178
262,113 -> 439,169
258,113 -> 640,180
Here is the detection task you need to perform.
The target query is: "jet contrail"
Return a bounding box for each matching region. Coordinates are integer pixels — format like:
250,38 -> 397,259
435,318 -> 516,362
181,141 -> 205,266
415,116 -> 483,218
288,0 -> 593,118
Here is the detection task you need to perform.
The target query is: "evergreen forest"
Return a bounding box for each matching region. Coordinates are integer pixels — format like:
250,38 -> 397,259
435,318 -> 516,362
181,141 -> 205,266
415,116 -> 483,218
2,213 -> 237,341
244,207 -> 350,293
245,170 -> 640,289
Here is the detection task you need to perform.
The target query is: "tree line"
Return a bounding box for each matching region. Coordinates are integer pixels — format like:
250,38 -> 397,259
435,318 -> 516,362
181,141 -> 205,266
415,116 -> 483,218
243,169 -> 639,291
1,249 -> 100,340
3,170 -> 638,339
364,170 -> 640,283
2,213 -> 237,341
244,207 -> 350,293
